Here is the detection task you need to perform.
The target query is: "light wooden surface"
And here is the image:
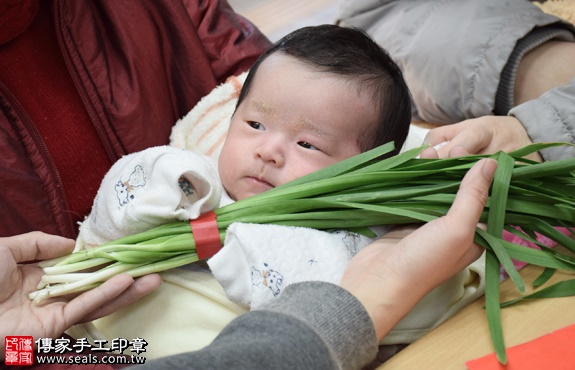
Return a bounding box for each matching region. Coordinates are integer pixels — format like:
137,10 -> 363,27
228,0 -> 338,41
378,260 -> 575,369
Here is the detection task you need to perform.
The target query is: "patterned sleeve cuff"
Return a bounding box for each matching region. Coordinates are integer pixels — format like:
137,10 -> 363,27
495,26 -> 574,114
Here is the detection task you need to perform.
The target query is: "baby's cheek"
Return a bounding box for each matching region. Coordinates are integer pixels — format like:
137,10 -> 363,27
218,167 -> 235,196
282,164 -> 319,184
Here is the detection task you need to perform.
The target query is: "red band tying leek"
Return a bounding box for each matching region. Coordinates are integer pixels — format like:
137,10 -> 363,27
190,211 -> 222,260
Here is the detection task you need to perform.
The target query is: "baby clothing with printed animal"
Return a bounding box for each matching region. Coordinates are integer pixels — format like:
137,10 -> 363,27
75,146 -> 228,248
77,145 -> 486,345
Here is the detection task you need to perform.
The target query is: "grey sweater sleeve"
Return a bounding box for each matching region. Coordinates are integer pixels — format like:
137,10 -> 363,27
132,282 -> 378,370
509,80 -> 575,161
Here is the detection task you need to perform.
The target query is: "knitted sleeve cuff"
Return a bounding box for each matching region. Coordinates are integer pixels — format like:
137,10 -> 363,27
494,26 -> 575,114
259,281 -> 378,369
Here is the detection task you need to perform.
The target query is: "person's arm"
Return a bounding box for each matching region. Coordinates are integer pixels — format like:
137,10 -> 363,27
339,0 -> 575,160
134,282 -> 373,370
339,158 -> 494,342
338,0 -> 572,123
509,40 -> 575,161
422,41 -> 575,161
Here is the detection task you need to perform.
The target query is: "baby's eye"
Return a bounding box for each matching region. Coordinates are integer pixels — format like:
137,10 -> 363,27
298,141 -> 319,150
248,121 -> 265,131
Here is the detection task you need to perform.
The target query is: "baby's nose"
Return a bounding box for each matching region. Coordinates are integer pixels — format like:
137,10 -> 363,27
256,138 -> 285,166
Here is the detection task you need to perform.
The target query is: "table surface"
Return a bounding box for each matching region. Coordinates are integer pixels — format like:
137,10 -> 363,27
378,260 -> 575,369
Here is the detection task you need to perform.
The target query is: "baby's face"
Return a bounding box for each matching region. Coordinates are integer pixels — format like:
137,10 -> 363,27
218,53 -> 378,201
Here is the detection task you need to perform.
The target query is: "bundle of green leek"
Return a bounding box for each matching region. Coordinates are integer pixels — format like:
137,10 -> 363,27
29,142 -> 575,364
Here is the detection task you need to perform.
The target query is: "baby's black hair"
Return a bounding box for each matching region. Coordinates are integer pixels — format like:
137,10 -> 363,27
236,25 -> 412,157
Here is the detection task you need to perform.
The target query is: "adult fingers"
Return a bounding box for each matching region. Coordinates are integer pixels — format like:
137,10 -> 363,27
63,273 -> 162,326
81,274 -> 162,322
447,145 -> 471,158
419,147 -> 439,159
423,125 -> 460,146
447,158 -> 496,232
397,158 -> 496,278
1,232 -> 75,264
435,127 -> 492,158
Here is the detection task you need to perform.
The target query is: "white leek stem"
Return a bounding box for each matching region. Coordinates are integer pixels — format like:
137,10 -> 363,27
42,258 -> 111,275
29,262 -> 145,303
36,273 -> 93,289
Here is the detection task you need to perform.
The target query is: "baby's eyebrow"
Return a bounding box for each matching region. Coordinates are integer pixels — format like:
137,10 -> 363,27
291,118 -> 328,137
252,100 -> 328,137
253,100 -> 277,118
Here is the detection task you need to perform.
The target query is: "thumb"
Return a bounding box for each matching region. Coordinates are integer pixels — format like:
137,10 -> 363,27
399,158 -> 497,279
447,158 -> 496,228
2,232 -> 75,263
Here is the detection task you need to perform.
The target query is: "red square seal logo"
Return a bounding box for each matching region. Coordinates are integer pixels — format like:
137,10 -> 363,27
4,336 -> 34,366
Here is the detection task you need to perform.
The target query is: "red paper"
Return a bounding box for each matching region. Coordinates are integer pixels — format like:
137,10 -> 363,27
466,323 -> 575,370
190,211 -> 222,260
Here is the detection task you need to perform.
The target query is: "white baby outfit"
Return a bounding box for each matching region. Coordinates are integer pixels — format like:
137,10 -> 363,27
75,146 -> 227,249
210,223 -> 388,308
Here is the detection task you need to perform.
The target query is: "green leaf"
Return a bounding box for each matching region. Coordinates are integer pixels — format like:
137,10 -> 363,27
533,267 -> 556,288
487,152 -> 524,292
484,249 -> 507,364
508,142 -> 575,159
500,278 -> 575,308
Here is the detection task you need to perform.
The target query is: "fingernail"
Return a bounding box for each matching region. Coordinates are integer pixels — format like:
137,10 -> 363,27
482,159 -> 497,181
433,141 -> 449,150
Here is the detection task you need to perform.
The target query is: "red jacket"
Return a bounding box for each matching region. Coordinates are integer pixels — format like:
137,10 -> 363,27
0,0 -> 270,238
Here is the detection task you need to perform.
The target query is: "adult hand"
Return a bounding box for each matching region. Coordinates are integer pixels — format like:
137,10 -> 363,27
420,116 -> 542,162
340,158 -> 497,341
0,232 -> 162,355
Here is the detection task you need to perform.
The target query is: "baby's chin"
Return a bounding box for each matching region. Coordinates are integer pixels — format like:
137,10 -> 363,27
227,178 -> 276,201
228,188 -> 271,202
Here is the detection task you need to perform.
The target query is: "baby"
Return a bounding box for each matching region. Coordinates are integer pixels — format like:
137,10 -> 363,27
77,23 -> 411,273
77,25 -> 483,348
217,24 -> 411,200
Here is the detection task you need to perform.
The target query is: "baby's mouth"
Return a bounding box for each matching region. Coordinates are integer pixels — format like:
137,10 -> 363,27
248,176 -> 274,189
